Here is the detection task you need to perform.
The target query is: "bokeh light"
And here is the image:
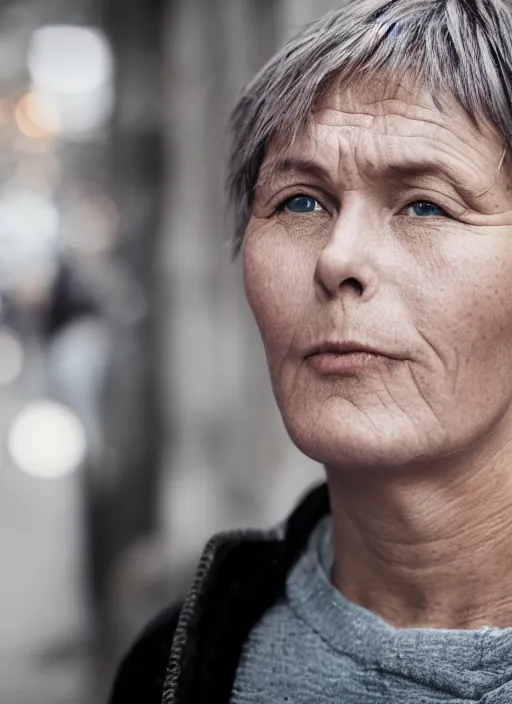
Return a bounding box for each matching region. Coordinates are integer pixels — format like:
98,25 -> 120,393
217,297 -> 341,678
27,25 -> 114,137
0,190 -> 59,290
27,25 -> 113,95
14,91 -> 61,138
8,400 -> 87,479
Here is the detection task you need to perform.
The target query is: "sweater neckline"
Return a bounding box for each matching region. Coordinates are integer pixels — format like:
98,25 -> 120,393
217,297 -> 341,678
286,514 -> 512,700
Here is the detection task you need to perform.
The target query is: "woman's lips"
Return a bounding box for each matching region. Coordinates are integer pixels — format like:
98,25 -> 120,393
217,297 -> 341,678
307,351 -> 396,374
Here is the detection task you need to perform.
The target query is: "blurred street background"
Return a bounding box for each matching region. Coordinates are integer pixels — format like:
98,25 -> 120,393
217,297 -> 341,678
0,1 -> 345,701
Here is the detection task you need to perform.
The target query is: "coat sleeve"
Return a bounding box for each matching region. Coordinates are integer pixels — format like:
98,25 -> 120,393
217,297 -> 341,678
107,601 -> 184,704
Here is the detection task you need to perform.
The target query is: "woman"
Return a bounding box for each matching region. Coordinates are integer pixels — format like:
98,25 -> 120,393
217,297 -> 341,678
109,0 -> 512,701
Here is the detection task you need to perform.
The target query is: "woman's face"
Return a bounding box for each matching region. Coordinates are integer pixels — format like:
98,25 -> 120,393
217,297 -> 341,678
243,80 -> 512,473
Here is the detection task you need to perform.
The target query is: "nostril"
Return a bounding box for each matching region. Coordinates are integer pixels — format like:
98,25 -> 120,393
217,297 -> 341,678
340,277 -> 364,296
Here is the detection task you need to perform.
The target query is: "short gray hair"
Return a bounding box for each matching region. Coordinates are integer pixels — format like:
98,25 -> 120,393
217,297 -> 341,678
226,0 -> 512,258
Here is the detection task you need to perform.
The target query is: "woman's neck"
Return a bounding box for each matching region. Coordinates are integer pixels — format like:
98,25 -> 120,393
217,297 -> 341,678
326,446 -> 512,629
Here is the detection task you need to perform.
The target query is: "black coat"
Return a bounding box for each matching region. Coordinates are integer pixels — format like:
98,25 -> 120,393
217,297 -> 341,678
108,481 -> 330,704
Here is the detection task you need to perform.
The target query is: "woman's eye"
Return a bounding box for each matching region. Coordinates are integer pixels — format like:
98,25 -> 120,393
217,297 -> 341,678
279,195 -> 324,214
406,201 -> 446,218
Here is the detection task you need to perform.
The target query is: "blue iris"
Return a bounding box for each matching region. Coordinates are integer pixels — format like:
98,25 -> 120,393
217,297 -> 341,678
285,196 -> 319,213
410,201 -> 443,217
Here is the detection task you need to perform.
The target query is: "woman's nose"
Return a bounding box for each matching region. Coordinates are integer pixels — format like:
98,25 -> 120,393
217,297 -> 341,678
313,206 -> 380,303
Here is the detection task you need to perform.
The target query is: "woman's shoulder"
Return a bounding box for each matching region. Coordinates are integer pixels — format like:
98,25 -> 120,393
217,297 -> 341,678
107,600 -> 184,704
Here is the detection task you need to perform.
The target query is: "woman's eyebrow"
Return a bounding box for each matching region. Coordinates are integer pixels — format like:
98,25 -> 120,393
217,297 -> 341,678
257,157 -> 334,189
384,160 -> 498,201
297,154 -> 467,185
385,161 -> 468,186
256,154 -> 503,201
260,153 -> 488,198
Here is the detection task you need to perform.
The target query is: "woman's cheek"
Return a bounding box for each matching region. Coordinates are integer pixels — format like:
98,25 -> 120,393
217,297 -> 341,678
243,221 -> 312,352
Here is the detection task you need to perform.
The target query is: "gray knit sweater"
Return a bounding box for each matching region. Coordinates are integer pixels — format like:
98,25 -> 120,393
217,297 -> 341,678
230,514 -> 512,703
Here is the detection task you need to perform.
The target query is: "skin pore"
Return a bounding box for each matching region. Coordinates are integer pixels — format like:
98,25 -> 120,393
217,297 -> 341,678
242,79 -> 512,630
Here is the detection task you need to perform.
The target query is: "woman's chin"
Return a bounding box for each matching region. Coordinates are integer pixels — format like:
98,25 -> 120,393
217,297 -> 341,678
284,415 -> 444,474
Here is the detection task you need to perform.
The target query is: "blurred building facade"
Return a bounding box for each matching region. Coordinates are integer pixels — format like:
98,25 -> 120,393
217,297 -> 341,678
0,1 -> 344,702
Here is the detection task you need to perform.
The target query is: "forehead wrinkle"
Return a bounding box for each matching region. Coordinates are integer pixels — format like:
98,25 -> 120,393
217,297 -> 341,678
308,121 -> 505,199
315,106 -> 468,135
313,106 -> 502,165
314,114 -> 484,162
314,90 -> 496,134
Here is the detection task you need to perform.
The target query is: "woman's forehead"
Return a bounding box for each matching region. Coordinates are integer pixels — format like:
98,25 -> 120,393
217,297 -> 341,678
261,79 -> 507,184
313,77 -> 501,146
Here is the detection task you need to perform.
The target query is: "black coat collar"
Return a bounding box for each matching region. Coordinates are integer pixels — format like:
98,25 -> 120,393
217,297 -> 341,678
163,481 -> 330,704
